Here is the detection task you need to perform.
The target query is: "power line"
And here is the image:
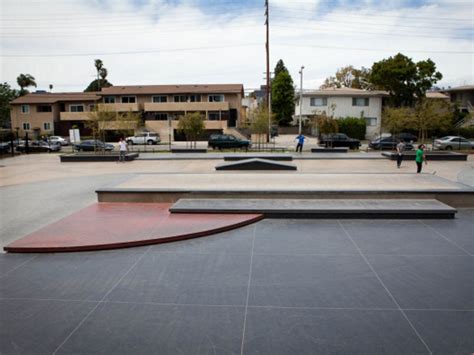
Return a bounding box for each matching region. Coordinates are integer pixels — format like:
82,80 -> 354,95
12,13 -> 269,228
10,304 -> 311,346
2,41 -> 471,58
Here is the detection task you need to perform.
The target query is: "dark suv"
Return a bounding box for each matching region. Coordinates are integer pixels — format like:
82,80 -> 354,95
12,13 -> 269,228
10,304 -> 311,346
369,136 -> 414,150
319,133 -> 360,150
208,134 -> 251,150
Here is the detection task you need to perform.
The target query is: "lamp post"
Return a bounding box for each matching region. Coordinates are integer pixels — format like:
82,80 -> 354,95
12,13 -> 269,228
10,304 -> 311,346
298,66 -> 304,135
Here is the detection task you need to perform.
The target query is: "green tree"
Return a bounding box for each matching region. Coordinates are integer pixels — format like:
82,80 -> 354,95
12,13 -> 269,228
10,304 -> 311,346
0,83 -> 19,128
411,99 -> 452,142
320,66 -> 372,90
16,74 -> 37,96
271,60 -> 295,126
311,110 -> 338,145
84,59 -> 113,92
177,112 -> 205,148
86,105 -> 116,151
250,106 -> 273,149
370,53 -> 442,107
382,106 -> 413,134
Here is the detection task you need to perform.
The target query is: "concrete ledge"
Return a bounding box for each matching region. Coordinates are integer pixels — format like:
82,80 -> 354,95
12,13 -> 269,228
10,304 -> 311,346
215,158 -> 297,171
311,147 -> 348,153
224,154 -> 293,161
382,151 -> 468,161
60,153 -> 139,162
170,198 -> 457,219
96,189 -> 474,208
171,148 -> 207,153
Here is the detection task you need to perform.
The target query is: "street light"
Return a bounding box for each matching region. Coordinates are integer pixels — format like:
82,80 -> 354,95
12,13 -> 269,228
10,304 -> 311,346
298,66 -> 305,135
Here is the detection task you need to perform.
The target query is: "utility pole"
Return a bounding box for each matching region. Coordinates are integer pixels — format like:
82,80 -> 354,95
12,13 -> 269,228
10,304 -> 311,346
299,66 -> 304,135
265,0 -> 271,141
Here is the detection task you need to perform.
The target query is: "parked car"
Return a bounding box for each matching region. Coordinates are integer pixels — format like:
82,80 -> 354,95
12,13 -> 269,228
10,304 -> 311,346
369,136 -> 414,150
126,132 -> 160,145
0,142 -> 12,154
394,133 -> 417,143
16,140 -> 62,153
73,140 -> 114,152
48,136 -> 69,146
208,134 -> 251,150
319,133 -> 360,150
433,136 -> 474,150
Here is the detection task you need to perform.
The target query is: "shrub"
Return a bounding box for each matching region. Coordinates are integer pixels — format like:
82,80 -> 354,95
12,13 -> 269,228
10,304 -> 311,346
337,117 -> 366,140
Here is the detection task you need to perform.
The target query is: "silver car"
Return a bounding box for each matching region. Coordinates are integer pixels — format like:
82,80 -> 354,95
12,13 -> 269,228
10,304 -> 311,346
433,136 -> 474,150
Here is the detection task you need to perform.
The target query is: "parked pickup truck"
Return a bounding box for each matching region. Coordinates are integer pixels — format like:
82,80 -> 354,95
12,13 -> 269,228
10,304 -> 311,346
126,132 -> 161,145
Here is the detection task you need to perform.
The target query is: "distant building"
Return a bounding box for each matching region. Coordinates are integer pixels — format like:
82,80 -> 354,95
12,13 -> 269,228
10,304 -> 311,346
10,84 -> 245,141
294,87 -> 388,138
442,85 -> 474,113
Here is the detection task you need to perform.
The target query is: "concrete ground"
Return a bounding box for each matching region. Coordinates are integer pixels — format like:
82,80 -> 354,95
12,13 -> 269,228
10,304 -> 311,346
1,151 -> 473,354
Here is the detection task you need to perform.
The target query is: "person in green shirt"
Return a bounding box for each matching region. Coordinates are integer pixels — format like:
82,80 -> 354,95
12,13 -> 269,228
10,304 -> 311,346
415,144 -> 427,173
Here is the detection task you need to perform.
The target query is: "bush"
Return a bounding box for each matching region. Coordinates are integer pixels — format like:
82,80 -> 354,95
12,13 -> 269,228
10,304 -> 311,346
337,117 -> 366,140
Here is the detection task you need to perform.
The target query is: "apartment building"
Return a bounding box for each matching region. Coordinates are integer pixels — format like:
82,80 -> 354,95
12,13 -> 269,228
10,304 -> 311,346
10,84 -> 245,141
295,88 -> 388,138
99,84 -> 244,141
10,92 -> 101,138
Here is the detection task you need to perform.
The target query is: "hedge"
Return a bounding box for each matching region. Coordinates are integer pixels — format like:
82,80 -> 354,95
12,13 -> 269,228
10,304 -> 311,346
337,117 -> 366,140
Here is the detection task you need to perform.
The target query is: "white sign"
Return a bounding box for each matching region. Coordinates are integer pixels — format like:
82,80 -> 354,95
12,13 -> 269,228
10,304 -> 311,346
69,129 -> 80,144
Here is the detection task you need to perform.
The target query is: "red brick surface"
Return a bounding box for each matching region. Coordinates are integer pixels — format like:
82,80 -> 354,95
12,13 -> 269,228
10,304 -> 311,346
4,203 -> 263,253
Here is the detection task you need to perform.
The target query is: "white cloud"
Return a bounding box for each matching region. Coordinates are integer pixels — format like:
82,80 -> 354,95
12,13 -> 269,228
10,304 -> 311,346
1,0 -> 472,93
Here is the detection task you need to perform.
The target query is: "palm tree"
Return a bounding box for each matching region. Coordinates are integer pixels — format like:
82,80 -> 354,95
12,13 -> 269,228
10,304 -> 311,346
99,67 -> 108,80
94,59 -> 103,90
17,74 -> 37,95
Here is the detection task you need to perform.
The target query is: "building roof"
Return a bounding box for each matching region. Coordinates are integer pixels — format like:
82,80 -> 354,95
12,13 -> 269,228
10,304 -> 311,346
11,92 -> 101,104
442,85 -> 474,92
426,92 -> 450,99
100,84 -> 244,95
303,87 -> 388,97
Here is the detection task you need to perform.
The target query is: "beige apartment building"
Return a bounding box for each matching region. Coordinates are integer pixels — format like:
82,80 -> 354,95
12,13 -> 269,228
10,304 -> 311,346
10,84 -> 245,141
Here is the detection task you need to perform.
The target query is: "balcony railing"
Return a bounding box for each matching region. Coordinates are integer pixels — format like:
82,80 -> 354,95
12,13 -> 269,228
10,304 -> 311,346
144,102 -> 229,112
99,103 -> 140,112
60,112 -> 91,121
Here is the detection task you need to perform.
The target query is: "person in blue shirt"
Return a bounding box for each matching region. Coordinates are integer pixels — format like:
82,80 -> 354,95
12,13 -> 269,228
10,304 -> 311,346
295,134 -> 305,153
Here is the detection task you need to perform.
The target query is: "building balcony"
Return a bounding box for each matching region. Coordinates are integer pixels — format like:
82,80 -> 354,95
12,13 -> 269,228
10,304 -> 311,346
99,103 -> 140,112
144,102 -> 229,112
60,112 -> 91,121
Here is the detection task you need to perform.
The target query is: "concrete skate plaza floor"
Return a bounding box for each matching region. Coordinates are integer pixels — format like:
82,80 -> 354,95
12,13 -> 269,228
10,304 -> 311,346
115,172 -> 468,191
1,214 -> 473,354
1,153 -> 473,354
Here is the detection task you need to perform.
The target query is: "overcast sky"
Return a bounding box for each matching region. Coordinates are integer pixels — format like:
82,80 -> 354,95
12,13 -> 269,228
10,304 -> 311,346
1,0 -> 472,93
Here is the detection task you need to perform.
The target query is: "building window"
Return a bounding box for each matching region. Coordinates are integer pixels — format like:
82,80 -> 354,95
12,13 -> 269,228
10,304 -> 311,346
209,95 -> 224,102
23,122 -> 30,130
352,98 -> 369,106
70,105 -> 84,112
174,95 -> 188,103
155,113 -> 168,120
43,122 -> 51,130
152,96 -> 167,103
37,105 -> 52,113
208,111 -> 221,120
189,95 -> 201,102
310,97 -> 327,106
121,96 -> 136,103
104,96 -> 116,104
21,105 -> 30,114
365,117 -> 377,126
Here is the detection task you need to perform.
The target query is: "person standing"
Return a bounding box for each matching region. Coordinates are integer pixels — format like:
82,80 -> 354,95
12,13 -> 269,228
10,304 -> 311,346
396,139 -> 405,168
295,134 -> 305,153
118,137 -> 128,163
415,144 -> 427,173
